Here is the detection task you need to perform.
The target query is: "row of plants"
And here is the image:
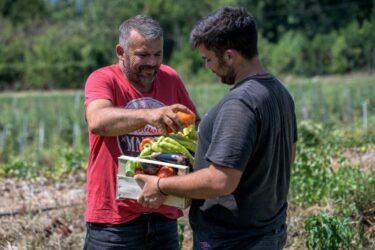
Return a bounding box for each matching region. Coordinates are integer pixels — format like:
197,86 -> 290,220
1,76 -> 373,163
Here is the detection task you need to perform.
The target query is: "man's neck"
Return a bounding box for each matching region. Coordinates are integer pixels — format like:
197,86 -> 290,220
234,56 -> 267,84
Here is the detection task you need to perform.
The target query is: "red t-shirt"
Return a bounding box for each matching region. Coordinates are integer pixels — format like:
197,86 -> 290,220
84,64 -> 197,224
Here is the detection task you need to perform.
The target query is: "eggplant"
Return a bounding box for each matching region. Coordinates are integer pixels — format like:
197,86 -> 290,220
151,153 -> 189,165
140,162 -> 160,175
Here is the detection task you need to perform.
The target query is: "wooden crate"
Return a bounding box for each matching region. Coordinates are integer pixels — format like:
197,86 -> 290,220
117,155 -> 191,209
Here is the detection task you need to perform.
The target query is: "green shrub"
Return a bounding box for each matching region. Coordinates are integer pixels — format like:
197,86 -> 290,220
0,158 -> 37,179
305,213 -> 354,250
54,147 -> 86,179
290,143 -> 331,205
330,167 -> 375,217
298,120 -> 324,147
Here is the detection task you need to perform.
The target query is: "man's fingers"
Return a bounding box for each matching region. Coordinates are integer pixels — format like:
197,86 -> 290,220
170,112 -> 185,128
152,105 -> 190,133
171,104 -> 189,112
164,116 -> 182,133
134,174 -> 146,182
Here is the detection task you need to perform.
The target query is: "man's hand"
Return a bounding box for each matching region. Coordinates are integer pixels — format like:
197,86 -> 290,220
134,174 -> 167,208
145,104 -> 190,134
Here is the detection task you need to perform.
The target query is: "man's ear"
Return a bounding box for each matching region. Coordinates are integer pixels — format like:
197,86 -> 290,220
224,49 -> 236,64
116,44 -> 125,59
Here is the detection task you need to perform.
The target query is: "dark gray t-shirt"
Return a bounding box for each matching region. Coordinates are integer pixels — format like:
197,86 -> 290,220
189,74 -> 297,237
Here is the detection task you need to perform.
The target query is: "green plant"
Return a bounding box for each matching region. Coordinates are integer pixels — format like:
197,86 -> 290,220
305,213 -> 354,250
0,158 -> 37,179
54,147 -> 86,179
298,120 -> 324,147
329,167 -> 368,215
290,143 -> 331,205
177,220 -> 185,249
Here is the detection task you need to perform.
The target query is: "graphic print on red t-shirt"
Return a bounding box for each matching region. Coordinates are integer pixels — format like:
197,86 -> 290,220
117,97 -> 164,156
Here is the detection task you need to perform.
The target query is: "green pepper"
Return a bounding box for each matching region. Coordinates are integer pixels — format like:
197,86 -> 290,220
125,160 -> 137,177
157,137 -> 194,165
183,124 -> 198,140
168,134 -> 197,153
139,144 -> 153,158
151,136 -> 164,152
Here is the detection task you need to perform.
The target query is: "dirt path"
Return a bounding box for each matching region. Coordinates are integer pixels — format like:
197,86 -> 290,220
0,177 -> 193,249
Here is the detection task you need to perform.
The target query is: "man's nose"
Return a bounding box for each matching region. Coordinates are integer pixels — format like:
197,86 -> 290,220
145,55 -> 158,66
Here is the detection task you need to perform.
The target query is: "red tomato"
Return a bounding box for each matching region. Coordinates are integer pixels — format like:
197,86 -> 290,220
157,166 -> 176,178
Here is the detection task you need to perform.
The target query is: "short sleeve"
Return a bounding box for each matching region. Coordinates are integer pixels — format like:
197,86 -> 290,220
84,70 -> 114,107
205,99 -> 258,171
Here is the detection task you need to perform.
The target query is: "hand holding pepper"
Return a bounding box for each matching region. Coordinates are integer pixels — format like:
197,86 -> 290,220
144,104 -> 191,134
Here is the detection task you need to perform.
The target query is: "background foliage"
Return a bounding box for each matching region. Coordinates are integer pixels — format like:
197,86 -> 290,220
0,0 -> 374,90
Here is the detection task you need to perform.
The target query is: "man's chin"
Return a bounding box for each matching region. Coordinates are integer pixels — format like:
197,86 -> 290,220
139,76 -> 156,85
220,76 -> 230,84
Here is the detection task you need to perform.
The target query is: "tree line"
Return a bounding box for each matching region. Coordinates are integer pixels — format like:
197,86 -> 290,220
0,0 -> 374,90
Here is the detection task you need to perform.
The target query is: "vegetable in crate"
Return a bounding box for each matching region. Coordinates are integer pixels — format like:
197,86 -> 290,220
182,124 -> 198,141
157,166 -> 177,178
155,136 -> 194,165
151,152 -> 189,165
139,140 -> 154,158
168,133 -> 197,153
139,137 -> 155,151
141,162 -> 160,175
125,160 -> 141,177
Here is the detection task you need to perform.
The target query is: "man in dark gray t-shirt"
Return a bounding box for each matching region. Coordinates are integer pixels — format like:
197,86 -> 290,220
136,6 -> 297,250
189,74 -> 297,248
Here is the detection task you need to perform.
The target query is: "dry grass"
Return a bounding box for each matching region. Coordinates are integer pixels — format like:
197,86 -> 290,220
0,178 -> 311,250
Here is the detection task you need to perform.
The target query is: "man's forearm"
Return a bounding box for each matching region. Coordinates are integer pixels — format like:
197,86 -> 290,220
88,107 -> 151,136
158,165 -> 241,199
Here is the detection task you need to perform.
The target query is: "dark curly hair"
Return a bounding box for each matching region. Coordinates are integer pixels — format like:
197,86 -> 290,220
190,6 -> 258,60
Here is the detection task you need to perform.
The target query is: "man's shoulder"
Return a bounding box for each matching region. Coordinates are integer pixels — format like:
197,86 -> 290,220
90,64 -> 118,77
85,64 -> 120,86
158,64 -> 179,77
155,65 -> 184,87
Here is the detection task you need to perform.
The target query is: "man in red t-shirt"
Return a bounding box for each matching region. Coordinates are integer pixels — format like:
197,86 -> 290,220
83,15 -> 197,250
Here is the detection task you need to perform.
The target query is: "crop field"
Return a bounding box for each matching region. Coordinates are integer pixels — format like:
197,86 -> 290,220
0,74 -> 374,249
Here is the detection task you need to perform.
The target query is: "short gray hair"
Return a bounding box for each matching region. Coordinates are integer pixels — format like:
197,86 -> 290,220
119,15 -> 163,50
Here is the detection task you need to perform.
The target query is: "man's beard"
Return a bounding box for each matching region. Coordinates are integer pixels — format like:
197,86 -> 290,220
217,57 -> 236,85
123,57 -> 159,86
220,67 -> 236,85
